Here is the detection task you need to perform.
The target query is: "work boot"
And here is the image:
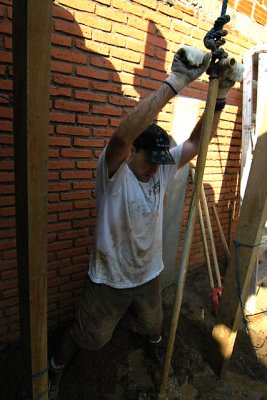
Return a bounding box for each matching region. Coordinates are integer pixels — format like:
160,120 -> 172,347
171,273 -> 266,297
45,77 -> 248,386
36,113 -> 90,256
48,361 -> 64,400
146,338 -> 174,375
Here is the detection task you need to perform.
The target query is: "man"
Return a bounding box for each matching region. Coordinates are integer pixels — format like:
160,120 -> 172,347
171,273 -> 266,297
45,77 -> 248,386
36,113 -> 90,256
48,46 -> 243,399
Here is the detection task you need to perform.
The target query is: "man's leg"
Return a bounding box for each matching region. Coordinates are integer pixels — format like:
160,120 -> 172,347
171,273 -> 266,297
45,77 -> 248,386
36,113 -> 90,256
48,329 -> 79,400
129,276 -> 173,373
49,277 -> 133,399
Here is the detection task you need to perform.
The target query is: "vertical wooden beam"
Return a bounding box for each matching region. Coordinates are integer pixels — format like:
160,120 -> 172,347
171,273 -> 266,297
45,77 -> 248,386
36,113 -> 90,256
211,129 -> 267,376
241,50 -> 254,202
13,1 -> 52,398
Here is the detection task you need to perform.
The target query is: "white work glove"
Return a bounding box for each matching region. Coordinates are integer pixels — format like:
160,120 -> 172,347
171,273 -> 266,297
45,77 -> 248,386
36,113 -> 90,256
165,46 -> 211,94
217,62 -> 244,101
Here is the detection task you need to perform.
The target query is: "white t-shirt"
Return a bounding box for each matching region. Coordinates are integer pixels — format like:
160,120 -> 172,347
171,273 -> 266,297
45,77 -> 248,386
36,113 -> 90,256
88,144 -> 183,288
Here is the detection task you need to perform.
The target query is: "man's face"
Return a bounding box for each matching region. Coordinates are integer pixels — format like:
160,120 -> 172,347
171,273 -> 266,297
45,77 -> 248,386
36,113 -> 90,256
127,147 -> 159,182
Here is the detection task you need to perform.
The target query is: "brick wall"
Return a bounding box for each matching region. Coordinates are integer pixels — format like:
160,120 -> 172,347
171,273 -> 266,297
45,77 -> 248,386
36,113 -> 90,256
0,0 -> 266,346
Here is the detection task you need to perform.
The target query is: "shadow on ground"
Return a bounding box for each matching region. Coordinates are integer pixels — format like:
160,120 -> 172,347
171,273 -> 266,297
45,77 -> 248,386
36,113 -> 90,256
1,268 -> 267,400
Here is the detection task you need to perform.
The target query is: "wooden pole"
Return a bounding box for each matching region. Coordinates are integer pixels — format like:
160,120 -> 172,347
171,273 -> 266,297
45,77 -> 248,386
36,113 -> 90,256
212,205 -> 230,260
13,1 -> 52,398
200,184 -> 222,287
158,57 -> 236,399
211,130 -> 267,377
158,76 -> 220,400
191,168 -> 214,289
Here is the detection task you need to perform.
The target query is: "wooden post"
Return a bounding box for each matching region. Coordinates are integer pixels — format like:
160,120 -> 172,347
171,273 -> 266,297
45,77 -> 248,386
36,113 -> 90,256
13,1 -> 52,398
158,76 -> 220,400
211,130 -> 267,376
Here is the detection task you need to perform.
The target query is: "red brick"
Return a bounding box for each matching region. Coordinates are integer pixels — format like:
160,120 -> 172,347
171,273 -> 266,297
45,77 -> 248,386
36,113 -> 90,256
91,55 -> 122,71
0,78 -> 12,90
112,0 -> 143,17
53,73 -> 90,88
108,95 -> 136,107
51,33 -> 72,47
51,60 -> 73,74
61,170 -> 92,179
49,160 -> 75,170
0,20 -> 12,34
76,160 -> 97,169
75,90 -> 107,103
74,138 -> 105,147
49,137 -> 71,147
0,172 -> 14,182
61,0 -> 96,11
0,195 -> 14,206
92,30 -> 125,48
52,4 -> 75,21
254,4 -> 267,25
55,19 -> 86,37
48,240 -> 73,252
55,99 -> 89,113
50,86 -> 72,97
96,4 -> 127,23
56,124 -> 90,136
51,48 -> 87,64
174,2 -> 194,15
146,34 -> 170,51
76,65 -> 109,80
113,22 -> 145,40
91,104 -> 123,116
48,183 -> 71,192
110,47 -> 141,63
74,11 -> 112,32
4,36 -> 12,50
74,200 -> 96,210
0,51 -> 12,63
133,0 -> 157,9
50,112 -> 75,123
61,148 -> 93,158
77,115 -> 109,126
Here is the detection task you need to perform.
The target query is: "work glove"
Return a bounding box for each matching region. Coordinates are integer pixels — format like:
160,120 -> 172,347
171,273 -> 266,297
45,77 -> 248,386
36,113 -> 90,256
217,61 -> 244,101
165,46 -> 211,94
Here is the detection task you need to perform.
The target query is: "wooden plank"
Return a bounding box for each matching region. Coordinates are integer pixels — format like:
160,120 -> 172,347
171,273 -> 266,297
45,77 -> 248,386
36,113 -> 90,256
240,50 -> 253,201
211,125 -> 267,376
242,48 -> 267,313
13,1 -> 52,398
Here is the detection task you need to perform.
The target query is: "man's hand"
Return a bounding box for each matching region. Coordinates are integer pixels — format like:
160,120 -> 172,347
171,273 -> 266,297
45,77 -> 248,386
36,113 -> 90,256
217,61 -> 244,101
165,46 -> 211,94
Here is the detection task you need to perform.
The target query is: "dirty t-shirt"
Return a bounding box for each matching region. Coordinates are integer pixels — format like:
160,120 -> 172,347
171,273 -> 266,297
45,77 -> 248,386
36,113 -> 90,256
88,144 -> 183,288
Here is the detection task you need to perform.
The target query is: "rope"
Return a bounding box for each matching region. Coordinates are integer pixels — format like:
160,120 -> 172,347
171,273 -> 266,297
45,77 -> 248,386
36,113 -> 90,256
221,0 -> 228,16
204,0 -> 230,60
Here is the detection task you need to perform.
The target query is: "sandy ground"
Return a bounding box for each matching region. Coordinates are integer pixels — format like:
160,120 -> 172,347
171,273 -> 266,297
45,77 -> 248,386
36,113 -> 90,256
1,268 -> 267,399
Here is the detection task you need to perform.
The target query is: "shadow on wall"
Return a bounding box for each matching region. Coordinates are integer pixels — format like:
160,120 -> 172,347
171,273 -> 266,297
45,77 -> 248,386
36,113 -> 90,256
48,3 -> 170,326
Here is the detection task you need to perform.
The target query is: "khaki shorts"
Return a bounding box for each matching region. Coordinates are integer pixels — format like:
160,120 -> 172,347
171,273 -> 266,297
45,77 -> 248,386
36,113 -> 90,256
70,276 -> 163,350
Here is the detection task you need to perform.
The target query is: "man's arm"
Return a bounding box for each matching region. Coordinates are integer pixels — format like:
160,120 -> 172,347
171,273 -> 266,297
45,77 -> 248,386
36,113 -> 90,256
178,108 -> 222,168
105,84 -> 174,178
105,46 -> 211,178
